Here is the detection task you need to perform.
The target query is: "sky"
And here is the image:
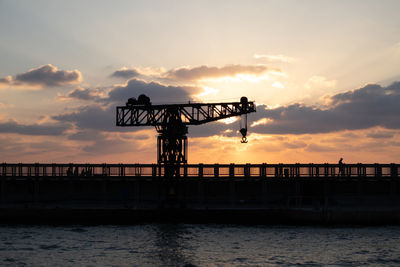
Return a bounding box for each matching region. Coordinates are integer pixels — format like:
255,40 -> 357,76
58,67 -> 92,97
0,0 -> 400,164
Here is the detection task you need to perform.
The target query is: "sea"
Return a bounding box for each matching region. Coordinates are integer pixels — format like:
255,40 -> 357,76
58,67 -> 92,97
1,224 -> 400,266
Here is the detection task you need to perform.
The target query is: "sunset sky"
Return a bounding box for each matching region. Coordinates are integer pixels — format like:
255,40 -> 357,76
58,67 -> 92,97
1,0 -> 400,164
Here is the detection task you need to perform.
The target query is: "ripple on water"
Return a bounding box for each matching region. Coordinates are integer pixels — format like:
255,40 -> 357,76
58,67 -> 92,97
69,228 -> 87,233
39,244 -> 61,250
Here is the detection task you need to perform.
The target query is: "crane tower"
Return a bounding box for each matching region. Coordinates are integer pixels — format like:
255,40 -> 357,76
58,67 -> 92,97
116,96 -> 256,177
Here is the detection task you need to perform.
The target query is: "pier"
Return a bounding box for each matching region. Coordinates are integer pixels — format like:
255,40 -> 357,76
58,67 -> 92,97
1,163 -> 400,224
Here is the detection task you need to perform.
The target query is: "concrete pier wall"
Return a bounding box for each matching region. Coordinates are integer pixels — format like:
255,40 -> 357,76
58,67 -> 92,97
1,176 -> 400,224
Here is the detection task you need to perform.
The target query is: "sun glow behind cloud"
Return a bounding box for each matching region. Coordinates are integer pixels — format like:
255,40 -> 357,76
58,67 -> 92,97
200,73 -> 271,83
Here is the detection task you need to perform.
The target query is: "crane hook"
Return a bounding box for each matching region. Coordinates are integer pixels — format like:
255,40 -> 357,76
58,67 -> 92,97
240,128 -> 248,143
239,112 -> 249,143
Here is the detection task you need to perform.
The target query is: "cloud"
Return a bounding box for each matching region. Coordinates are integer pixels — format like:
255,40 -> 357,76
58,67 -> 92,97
251,82 -> 400,134
67,130 -> 140,154
164,64 -> 278,82
53,105 -> 117,132
57,87 -> 106,101
254,54 -> 296,63
111,67 -> 141,79
106,78 -> 199,104
53,78 -> 201,133
82,135 -> 138,154
366,130 -> 395,139
0,64 -> 82,88
0,76 -> 12,87
0,120 -> 69,135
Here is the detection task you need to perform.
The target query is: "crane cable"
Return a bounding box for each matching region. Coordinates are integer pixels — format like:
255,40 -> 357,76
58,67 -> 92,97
239,114 -> 248,143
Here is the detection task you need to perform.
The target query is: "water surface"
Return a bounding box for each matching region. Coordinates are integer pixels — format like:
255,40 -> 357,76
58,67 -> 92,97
1,225 -> 399,266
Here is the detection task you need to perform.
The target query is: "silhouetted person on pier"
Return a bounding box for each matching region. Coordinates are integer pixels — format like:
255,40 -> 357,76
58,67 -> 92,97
338,158 -> 344,176
73,167 -> 79,176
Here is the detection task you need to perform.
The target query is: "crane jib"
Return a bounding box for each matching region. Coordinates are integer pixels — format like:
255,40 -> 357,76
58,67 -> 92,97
116,101 -> 256,126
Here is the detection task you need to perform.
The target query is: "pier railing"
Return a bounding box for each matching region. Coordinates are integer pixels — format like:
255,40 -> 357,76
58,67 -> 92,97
1,163 -> 399,178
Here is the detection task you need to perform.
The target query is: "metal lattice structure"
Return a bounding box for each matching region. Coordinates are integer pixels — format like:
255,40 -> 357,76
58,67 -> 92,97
116,98 -> 256,177
116,102 -> 256,127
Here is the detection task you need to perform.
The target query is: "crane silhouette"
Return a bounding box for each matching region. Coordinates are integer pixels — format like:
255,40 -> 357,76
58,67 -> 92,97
116,95 -> 256,177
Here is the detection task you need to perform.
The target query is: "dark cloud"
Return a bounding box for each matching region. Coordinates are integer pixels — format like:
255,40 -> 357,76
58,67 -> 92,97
0,120 -> 69,135
251,82 -> 400,134
190,122 -> 239,138
15,64 -> 82,86
0,76 -> 12,86
0,64 -> 82,88
366,131 -> 395,139
165,64 -> 278,81
58,87 -> 104,101
66,129 -> 149,155
111,68 -> 140,79
82,137 -> 137,154
107,78 -> 198,104
68,130 -> 103,141
53,78 -> 199,132
66,87 -> 94,100
305,143 -> 336,152
53,105 -> 118,132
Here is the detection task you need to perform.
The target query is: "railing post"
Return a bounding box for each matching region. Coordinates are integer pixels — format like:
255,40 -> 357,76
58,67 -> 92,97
245,163 -> 251,177
183,164 -> 187,177
324,163 -> 329,177
214,164 -> 219,178
391,163 -> 398,178
261,163 -> 266,178
375,163 -> 382,177
315,165 -> 319,177
158,165 -> 163,177
34,163 -> 39,177
102,163 -> 107,176
295,163 -> 300,177
1,163 -> 5,176
18,163 -> 22,176
152,164 -> 157,177
119,163 -> 124,176
199,163 -> 204,178
361,164 -> 366,177
229,163 -> 235,177
134,163 -> 140,176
